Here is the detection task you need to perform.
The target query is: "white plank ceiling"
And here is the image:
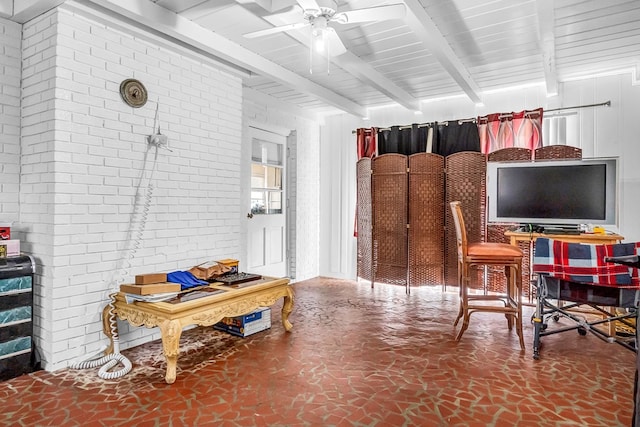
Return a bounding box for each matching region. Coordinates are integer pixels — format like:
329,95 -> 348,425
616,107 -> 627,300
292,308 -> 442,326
4,0 -> 640,116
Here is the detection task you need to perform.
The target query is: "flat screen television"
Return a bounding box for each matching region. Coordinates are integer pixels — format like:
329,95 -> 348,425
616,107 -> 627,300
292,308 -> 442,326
486,157 -> 618,228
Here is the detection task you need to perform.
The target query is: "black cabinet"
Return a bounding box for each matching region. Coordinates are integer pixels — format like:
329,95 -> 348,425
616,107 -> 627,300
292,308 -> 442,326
0,255 -> 36,380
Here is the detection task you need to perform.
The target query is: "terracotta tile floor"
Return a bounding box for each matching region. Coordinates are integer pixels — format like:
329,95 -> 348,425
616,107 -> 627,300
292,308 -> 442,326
0,277 -> 636,426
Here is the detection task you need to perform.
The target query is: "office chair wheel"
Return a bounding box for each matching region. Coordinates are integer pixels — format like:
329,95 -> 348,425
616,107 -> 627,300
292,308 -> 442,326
577,326 -> 587,336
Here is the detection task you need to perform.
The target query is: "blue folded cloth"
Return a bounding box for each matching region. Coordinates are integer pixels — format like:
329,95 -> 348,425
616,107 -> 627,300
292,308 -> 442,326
167,271 -> 209,290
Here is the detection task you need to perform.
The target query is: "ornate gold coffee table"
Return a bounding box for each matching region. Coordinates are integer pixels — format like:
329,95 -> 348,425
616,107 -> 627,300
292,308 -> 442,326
102,277 -> 293,383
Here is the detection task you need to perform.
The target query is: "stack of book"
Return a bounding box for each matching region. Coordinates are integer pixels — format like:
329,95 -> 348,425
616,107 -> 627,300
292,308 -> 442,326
214,307 -> 271,337
120,273 -> 181,302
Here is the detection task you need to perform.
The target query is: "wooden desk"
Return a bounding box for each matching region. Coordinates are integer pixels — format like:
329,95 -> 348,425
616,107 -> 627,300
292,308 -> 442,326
505,231 -> 624,334
505,231 -> 624,246
102,277 -> 294,384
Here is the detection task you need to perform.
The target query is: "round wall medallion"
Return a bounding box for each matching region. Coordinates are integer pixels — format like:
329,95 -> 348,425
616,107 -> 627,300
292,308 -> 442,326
119,78 -> 148,108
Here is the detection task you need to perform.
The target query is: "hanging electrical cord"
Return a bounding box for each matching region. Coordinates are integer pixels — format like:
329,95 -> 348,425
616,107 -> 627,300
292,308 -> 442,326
71,105 -> 162,379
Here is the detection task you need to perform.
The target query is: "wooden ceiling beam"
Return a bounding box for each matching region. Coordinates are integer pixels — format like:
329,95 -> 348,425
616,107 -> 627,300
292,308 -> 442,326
403,0 -> 482,104
536,0 -> 559,96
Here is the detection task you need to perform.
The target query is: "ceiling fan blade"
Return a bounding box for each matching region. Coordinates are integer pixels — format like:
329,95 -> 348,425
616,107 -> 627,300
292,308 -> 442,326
244,21 -> 309,38
295,0 -> 321,12
333,4 -> 406,24
326,29 -> 347,57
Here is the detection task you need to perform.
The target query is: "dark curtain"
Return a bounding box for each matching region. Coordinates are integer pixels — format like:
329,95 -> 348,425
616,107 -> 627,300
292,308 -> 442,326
377,122 -> 480,157
432,121 -> 481,156
378,124 -> 430,155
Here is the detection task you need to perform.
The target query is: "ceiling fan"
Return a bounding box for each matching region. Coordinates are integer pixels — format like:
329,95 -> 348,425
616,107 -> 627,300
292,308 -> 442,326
243,0 -> 406,58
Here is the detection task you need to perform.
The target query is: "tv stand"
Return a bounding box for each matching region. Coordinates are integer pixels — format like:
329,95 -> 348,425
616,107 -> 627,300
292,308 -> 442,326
505,230 -> 623,246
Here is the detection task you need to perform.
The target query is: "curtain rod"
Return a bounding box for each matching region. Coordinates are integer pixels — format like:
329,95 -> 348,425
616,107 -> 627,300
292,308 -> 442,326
351,100 -> 611,134
545,100 -> 610,112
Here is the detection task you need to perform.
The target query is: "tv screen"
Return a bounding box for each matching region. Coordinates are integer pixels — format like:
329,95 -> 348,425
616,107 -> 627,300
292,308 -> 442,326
487,158 -> 618,227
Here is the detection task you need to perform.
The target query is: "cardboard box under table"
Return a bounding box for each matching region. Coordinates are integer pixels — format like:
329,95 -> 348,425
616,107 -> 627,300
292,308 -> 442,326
214,307 -> 271,337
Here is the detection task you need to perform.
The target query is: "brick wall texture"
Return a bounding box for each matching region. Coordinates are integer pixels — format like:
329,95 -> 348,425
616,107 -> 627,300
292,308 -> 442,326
19,7 -> 243,369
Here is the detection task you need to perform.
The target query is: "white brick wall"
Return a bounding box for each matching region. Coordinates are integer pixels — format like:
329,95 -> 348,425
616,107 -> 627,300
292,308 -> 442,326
19,6 -> 243,370
0,18 -> 21,225
242,96 -> 321,281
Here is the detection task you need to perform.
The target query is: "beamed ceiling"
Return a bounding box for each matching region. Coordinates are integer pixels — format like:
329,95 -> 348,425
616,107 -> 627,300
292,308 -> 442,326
3,0 -> 640,117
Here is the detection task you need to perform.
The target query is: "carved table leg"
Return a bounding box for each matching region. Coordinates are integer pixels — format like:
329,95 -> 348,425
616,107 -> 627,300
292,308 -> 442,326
159,319 -> 183,384
101,304 -> 115,355
281,288 -> 295,331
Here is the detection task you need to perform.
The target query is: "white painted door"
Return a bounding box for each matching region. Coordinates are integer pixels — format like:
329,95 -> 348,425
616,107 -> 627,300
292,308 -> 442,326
247,127 -> 287,277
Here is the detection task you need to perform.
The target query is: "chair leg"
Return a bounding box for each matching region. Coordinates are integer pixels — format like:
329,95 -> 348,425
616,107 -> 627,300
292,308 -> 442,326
505,266 -> 514,330
506,313 -> 514,330
515,267 -> 525,351
456,310 -> 471,341
506,265 -> 525,351
516,310 -> 525,351
453,263 -> 464,327
455,264 -> 470,339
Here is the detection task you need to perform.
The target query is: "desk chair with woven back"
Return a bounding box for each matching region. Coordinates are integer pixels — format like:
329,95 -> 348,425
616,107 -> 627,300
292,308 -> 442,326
449,201 -> 526,350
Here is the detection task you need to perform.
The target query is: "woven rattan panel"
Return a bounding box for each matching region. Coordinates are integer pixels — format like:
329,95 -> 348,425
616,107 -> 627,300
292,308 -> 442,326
408,154 -> 445,286
488,147 -> 532,162
486,148 -> 533,294
356,158 -> 373,282
372,154 -> 408,286
534,145 -> 582,160
527,145 -> 582,297
445,152 -> 486,288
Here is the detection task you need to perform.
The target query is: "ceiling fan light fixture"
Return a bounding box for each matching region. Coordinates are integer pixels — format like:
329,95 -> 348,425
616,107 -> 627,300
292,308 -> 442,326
311,16 -> 329,54
309,17 -> 331,74
312,29 -> 327,53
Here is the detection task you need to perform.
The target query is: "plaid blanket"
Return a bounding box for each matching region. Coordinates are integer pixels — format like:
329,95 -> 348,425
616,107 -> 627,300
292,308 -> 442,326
533,237 -> 640,288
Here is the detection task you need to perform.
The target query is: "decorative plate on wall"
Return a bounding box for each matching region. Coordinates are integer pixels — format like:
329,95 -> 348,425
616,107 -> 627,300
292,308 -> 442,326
119,78 -> 148,108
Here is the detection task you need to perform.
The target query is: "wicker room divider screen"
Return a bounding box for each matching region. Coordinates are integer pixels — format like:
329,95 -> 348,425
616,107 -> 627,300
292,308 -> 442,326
408,154 -> 445,286
356,158 -> 373,283
371,154 -> 408,287
444,152 -> 487,288
358,152 -> 485,289
356,146 -> 582,292
485,148 -> 533,296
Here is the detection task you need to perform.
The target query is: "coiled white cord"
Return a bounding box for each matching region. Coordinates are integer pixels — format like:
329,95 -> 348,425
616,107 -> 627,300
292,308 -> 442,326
70,293 -> 132,379
71,142 -> 159,379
